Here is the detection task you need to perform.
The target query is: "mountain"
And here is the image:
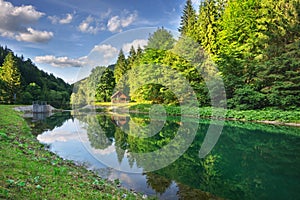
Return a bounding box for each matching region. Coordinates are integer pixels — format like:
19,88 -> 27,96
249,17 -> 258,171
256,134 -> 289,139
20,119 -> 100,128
0,45 -> 72,108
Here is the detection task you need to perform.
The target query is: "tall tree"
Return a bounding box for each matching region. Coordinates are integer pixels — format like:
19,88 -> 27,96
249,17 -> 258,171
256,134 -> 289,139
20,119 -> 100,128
216,0 -> 268,97
0,52 -> 21,103
196,0 -> 225,54
178,0 -> 197,38
146,27 -> 175,50
127,45 -> 137,67
95,68 -> 116,102
114,49 -> 127,83
255,0 -> 300,109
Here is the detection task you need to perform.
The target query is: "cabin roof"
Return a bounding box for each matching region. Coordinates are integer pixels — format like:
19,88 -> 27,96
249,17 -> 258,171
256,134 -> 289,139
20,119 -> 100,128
111,91 -> 128,99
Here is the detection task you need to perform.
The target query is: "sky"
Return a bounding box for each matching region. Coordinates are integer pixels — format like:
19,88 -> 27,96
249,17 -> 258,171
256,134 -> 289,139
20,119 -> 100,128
0,0 -> 201,83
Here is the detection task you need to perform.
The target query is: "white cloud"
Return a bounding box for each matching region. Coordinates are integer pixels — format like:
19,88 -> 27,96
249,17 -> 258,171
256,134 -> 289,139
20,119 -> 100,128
0,0 -> 53,43
77,10 -> 138,34
33,44 -> 118,69
78,16 -> 105,34
37,129 -> 80,143
107,16 -> 121,32
16,28 -> 53,43
48,13 -> 73,24
59,13 -> 73,24
91,44 -> 118,59
122,39 -> 148,53
34,55 -> 85,68
107,11 -> 138,32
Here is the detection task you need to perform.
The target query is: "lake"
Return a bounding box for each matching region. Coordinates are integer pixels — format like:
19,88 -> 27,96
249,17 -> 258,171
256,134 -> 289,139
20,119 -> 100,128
26,111 -> 300,200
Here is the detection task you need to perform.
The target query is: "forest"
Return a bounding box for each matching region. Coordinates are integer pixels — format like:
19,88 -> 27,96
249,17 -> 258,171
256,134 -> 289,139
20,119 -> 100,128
72,0 -> 300,111
1,0 -> 299,111
0,46 -> 72,108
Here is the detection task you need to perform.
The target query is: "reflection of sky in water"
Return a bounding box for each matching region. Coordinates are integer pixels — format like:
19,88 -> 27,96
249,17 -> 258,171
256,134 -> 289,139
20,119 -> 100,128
37,118 -> 179,199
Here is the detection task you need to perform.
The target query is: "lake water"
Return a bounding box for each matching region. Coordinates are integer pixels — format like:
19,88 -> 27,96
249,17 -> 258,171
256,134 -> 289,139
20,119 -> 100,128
27,111 -> 300,200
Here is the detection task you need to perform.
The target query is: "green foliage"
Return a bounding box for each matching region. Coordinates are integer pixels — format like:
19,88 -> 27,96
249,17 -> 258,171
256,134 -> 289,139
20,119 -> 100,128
130,103 -> 300,123
71,0 -> 300,111
0,105 -> 148,200
196,0 -> 224,54
114,49 -> 127,83
146,27 -> 175,50
0,52 -> 21,103
75,112 -> 299,199
71,67 -> 108,106
95,68 -> 116,102
257,40 -> 300,109
178,0 -> 197,38
0,46 -> 72,108
228,86 -> 267,110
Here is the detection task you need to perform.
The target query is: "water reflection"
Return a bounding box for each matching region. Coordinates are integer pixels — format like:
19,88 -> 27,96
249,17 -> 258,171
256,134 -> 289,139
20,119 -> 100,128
25,111 -> 73,135
33,111 -> 300,200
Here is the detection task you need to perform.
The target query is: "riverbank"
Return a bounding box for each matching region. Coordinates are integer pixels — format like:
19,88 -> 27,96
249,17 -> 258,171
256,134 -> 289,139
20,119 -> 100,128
94,103 -> 300,127
0,105 -> 150,199
130,104 -> 300,126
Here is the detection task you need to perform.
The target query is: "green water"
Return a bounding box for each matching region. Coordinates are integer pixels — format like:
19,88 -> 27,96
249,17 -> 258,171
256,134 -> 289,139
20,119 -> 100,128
31,112 -> 300,199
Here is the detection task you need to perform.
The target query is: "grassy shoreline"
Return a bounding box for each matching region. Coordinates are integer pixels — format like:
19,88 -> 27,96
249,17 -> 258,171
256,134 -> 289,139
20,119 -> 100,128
95,102 -> 300,126
0,105 -> 150,200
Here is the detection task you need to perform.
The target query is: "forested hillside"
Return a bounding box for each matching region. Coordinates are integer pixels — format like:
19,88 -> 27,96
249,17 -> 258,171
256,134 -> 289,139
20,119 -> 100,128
72,0 -> 300,111
0,46 -> 72,108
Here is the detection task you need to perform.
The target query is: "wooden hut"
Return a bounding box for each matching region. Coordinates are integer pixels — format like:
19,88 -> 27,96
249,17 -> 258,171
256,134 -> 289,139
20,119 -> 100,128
111,91 -> 129,103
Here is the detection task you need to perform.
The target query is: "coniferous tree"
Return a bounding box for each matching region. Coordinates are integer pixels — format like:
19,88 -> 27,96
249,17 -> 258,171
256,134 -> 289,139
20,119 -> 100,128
178,0 -> 197,38
0,52 -> 21,103
127,45 -> 137,67
196,0 -> 225,54
114,49 -> 127,83
216,0 -> 268,98
136,45 -> 143,57
256,0 -> 300,109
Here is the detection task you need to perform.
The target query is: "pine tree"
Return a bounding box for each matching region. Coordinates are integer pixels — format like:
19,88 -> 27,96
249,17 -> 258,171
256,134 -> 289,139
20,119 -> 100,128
178,0 -> 197,38
196,0 -> 225,54
0,52 -> 21,103
136,45 -> 143,57
256,0 -> 300,109
127,45 -> 137,67
114,49 -> 127,83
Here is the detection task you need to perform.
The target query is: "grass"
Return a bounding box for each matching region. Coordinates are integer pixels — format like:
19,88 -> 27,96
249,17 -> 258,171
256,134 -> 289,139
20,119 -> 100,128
129,104 -> 300,124
0,105 -> 151,200
94,102 -> 140,107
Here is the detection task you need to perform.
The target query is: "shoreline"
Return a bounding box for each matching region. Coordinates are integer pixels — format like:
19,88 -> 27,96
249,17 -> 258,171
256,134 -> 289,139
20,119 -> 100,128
14,104 -> 300,127
0,105 -> 151,200
96,103 -> 300,128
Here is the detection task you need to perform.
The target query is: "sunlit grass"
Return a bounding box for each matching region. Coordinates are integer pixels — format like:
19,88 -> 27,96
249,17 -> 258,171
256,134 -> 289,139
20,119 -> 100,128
0,105 -> 151,200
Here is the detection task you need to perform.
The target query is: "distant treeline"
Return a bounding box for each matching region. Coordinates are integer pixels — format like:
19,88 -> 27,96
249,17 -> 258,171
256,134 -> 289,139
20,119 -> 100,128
0,46 -> 72,108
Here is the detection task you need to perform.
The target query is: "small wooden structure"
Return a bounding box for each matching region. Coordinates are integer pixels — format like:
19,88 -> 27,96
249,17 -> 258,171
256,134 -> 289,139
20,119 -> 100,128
33,101 -> 51,113
111,115 -> 128,126
111,91 -> 129,103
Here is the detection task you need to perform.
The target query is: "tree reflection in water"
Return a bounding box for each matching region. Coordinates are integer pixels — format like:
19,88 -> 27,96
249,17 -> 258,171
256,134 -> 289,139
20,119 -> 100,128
74,112 -> 300,200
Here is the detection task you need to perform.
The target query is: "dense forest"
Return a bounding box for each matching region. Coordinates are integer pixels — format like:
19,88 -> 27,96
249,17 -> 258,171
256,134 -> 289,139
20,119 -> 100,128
0,46 -> 72,108
1,0 -> 299,111
72,0 -> 300,111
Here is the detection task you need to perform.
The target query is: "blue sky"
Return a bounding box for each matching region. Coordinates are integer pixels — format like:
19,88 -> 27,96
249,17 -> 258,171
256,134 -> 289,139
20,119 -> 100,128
0,0 -> 201,83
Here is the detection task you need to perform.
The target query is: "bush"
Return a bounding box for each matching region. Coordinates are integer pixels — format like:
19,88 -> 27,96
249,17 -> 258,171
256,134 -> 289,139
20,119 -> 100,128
228,86 -> 267,110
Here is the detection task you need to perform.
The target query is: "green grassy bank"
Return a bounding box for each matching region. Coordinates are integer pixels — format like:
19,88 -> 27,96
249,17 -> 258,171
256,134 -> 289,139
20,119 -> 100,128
129,104 -> 300,124
0,105 -> 149,200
